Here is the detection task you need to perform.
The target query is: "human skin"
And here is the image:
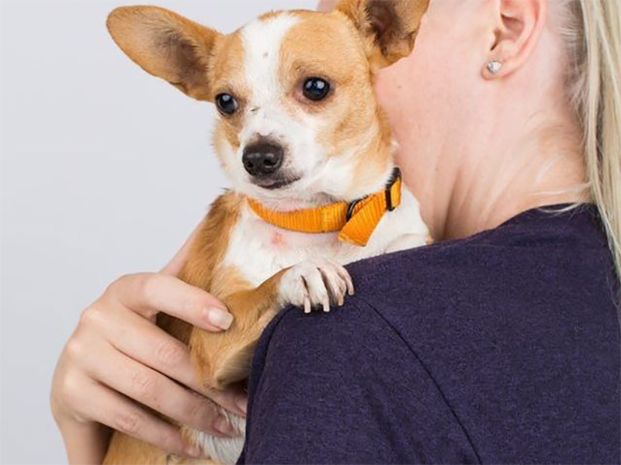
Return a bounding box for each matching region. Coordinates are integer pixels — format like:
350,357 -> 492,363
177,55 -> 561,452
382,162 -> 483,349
320,0 -> 587,239
52,0 -> 587,462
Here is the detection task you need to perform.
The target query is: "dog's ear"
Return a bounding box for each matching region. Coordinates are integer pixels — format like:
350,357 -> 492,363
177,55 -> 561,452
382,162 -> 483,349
335,0 -> 429,67
107,6 -> 220,101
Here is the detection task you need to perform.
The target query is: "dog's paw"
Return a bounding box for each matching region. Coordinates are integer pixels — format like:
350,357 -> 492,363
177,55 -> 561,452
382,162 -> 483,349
278,259 -> 354,313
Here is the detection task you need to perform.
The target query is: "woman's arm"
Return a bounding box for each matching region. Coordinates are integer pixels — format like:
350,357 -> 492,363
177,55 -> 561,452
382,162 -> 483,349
50,226 -> 246,463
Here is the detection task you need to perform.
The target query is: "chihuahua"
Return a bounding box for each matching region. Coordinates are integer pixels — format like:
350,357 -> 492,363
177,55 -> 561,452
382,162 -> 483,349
103,0 -> 430,463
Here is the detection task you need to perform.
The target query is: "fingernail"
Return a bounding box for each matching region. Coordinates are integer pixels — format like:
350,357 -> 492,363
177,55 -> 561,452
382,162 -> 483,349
185,444 -> 201,458
214,415 -> 235,436
204,307 -> 233,330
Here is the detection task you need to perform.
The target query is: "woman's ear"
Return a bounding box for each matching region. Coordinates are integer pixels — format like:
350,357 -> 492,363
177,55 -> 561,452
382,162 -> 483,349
335,0 -> 430,68
483,0 -> 547,79
106,6 -> 220,101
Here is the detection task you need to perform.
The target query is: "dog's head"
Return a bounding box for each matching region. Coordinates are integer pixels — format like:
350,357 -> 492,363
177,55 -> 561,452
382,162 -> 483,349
107,1 -> 428,208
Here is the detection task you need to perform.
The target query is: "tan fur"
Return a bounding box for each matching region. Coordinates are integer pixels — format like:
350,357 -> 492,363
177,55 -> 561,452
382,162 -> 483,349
280,12 -> 376,149
104,1 -> 430,463
190,265 -> 287,390
274,10 -> 399,199
179,193 -> 245,292
106,6 -> 220,101
209,31 -> 248,151
104,432 -> 168,465
335,0 -> 429,69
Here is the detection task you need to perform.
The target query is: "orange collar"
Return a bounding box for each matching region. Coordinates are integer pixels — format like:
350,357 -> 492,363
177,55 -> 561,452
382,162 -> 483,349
247,168 -> 402,247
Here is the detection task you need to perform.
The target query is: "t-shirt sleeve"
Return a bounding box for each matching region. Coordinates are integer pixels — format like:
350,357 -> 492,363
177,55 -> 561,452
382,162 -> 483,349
237,298 -> 479,464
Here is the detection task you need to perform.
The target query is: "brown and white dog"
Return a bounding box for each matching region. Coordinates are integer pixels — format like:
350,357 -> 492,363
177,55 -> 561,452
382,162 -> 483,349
104,0 -> 430,463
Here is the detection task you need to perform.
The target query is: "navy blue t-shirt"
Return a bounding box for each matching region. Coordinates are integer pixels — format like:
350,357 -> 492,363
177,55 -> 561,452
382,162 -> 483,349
238,204 -> 621,464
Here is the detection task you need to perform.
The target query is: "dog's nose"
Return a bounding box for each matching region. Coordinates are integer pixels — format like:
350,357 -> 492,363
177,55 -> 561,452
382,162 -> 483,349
242,141 -> 284,177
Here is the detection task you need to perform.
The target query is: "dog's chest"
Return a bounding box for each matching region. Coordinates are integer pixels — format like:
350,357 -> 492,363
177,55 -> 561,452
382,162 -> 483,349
221,207 -> 346,287
221,192 -> 428,287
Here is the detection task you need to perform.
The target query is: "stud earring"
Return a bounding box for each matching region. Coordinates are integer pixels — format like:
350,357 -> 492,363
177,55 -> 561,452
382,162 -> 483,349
486,60 -> 503,74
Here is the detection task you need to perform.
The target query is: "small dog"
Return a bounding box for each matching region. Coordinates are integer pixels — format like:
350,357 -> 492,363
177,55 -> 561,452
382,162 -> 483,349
104,0 -> 430,463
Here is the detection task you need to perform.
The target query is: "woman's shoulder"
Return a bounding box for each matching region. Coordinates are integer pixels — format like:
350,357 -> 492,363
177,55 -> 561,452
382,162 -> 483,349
243,286 -> 481,463
340,203 -> 619,402
352,202 -> 609,278
257,203 -> 619,398
264,201 -> 619,384
243,204 -> 620,464
345,203 -> 616,326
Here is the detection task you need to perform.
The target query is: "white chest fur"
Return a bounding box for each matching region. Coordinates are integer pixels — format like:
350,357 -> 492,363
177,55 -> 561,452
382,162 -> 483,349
221,188 -> 429,286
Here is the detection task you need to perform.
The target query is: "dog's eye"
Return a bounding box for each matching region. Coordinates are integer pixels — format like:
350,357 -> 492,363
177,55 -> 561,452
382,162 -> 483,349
302,78 -> 330,101
215,93 -> 239,115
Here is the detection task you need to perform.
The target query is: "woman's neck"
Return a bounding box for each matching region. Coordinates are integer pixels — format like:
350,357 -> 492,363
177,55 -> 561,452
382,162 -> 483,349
440,113 -> 588,240
399,77 -> 591,242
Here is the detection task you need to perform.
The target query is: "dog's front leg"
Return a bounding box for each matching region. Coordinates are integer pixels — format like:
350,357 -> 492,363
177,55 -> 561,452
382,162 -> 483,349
189,259 -> 354,391
189,268 -> 288,391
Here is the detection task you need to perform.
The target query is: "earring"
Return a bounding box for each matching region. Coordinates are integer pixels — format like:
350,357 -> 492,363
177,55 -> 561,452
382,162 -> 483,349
486,60 -> 503,74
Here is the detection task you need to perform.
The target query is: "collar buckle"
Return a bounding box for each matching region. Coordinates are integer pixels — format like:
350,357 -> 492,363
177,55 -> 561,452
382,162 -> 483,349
346,197 -> 364,222
345,167 -> 401,221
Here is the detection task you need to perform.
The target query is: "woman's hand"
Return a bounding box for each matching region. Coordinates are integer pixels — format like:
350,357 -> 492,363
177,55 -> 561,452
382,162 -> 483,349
51,227 -> 246,463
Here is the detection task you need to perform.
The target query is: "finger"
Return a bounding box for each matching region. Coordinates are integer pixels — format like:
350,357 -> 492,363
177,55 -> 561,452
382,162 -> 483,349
161,219 -> 205,276
110,273 -> 232,331
104,307 -> 247,417
75,376 -> 203,458
206,386 -> 248,417
87,342 -> 238,437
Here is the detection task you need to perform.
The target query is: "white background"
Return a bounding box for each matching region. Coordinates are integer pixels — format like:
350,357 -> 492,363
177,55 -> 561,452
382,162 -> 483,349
0,0 -> 315,462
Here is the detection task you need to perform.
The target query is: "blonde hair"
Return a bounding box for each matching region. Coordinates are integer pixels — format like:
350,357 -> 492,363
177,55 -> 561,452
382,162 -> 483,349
557,0 -> 621,281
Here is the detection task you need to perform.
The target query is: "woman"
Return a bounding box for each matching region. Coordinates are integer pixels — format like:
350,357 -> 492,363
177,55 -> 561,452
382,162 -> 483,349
51,0 -> 621,462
